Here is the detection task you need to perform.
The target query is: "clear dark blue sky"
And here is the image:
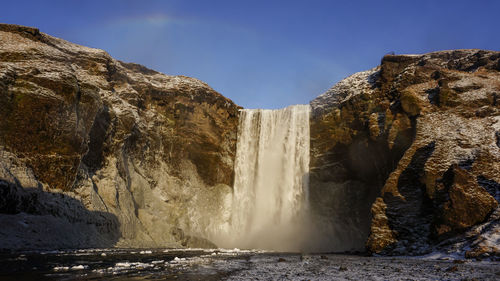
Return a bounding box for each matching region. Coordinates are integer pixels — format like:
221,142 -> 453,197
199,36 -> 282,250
1,0 -> 499,108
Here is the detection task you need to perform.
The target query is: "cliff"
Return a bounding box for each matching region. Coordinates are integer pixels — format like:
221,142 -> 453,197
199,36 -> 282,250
1,23 -> 499,257
310,49 -> 500,258
0,24 -> 239,249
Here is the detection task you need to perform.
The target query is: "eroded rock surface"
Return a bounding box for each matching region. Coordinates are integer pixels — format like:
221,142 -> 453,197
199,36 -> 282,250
310,49 -> 500,257
2,23 -> 499,257
0,24 -> 239,249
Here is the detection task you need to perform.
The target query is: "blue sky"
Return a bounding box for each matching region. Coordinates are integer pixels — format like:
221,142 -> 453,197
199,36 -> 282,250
1,0 -> 499,108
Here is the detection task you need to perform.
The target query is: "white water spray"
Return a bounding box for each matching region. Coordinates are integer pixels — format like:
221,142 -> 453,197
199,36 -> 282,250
217,105 -> 311,251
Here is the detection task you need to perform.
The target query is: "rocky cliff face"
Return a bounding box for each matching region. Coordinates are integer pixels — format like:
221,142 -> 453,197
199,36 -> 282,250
0,24 -> 239,249
310,49 -> 500,258
1,24 -> 499,257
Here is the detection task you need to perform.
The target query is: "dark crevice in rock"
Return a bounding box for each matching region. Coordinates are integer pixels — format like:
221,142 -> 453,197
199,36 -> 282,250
495,131 -> 500,149
426,87 -> 440,106
477,175 -> 500,201
367,70 -> 381,89
346,135 -> 400,185
0,67 -> 17,94
384,142 -> 435,254
74,79 -> 82,137
376,112 -> 386,135
389,99 -> 402,112
430,71 -> 441,80
105,58 -> 118,83
458,157 -> 475,171
82,106 -> 112,172
118,135 -> 140,217
432,165 -> 456,239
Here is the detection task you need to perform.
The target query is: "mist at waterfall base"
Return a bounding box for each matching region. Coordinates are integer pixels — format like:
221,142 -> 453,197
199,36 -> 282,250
209,105 -> 352,253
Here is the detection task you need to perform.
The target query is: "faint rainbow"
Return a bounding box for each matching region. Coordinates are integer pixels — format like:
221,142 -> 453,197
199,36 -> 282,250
104,13 -> 193,28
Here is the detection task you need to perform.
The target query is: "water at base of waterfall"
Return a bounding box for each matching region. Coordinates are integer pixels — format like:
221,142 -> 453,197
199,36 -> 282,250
1,248 -> 499,280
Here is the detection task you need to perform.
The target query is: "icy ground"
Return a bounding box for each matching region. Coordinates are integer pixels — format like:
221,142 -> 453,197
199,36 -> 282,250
0,248 -> 499,280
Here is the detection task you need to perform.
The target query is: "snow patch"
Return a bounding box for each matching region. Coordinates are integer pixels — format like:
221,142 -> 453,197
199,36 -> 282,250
70,265 -> 87,270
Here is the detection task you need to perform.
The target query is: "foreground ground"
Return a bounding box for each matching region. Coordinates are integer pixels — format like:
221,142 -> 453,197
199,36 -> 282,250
0,248 -> 499,280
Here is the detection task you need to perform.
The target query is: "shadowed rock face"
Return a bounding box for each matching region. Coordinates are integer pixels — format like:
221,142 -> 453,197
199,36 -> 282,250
311,49 -> 500,257
0,24 -> 239,249
0,179 -> 120,249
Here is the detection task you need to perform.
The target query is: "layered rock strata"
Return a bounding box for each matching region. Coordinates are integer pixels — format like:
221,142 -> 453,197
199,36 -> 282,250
0,24 -> 238,249
310,49 -> 500,257
1,23 -> 499,257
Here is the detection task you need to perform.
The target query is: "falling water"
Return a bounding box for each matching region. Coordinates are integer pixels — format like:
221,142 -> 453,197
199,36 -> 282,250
219,104 -> 311,251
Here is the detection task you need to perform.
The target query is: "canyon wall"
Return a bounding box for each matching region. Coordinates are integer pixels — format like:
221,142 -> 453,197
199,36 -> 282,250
310,49 -> 500,258
0,24 -> 238,249
1,24 -> 499,257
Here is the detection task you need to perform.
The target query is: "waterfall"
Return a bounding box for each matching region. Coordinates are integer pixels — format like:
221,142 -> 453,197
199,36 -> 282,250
219,104 -> 311,251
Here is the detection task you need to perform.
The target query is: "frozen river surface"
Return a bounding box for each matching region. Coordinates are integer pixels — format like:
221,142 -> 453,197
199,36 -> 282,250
0,248 -> 499,280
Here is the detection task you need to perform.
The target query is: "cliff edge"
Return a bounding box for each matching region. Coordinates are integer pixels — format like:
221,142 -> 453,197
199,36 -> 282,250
0,24 -> 239,249
1,23 -> 499,257
310,49 -> 500,258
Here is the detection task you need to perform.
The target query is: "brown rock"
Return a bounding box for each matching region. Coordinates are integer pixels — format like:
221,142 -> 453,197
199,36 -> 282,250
434,165 -> 498,236
310,49 -> 500,256
365,197 -> 397,253
0,23 -> 239,249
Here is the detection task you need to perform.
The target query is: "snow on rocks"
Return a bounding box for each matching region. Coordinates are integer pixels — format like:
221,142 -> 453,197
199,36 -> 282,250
310,67 -> 380,116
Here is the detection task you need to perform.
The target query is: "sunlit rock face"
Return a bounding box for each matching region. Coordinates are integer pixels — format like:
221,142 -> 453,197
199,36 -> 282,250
0,24 -> 239,249
310,49 -> 500,257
